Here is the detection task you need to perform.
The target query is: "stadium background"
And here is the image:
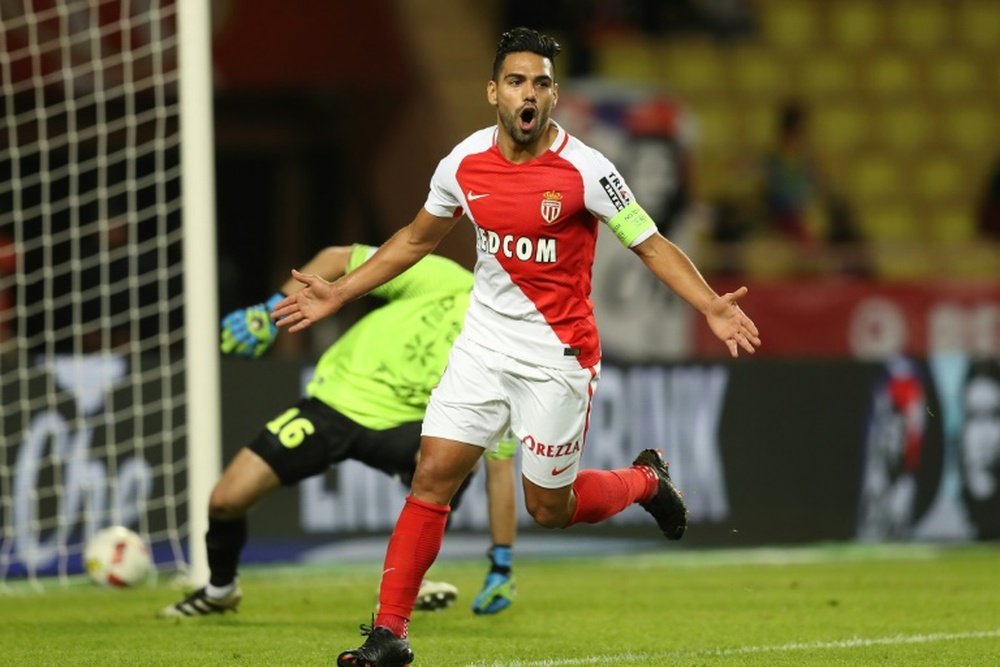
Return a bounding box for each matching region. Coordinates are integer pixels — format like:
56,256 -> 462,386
2,0 -> 998,576
209,0 -> 1000,562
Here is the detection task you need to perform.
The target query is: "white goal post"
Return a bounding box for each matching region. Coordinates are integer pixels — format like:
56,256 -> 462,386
0,0 -> 219,589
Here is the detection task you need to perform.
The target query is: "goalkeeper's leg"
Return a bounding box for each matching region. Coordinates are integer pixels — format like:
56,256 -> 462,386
472,545 -> 515,615
160,448 -> 280,618
473,439 -> 518,615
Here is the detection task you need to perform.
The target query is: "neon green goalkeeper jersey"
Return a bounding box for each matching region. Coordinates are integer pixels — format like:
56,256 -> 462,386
306,245 -> 472,430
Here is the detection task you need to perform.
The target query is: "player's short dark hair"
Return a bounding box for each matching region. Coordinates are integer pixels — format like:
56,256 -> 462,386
492,27 -> 561,81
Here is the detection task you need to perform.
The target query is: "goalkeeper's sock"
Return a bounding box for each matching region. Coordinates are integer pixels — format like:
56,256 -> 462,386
565,467 -> 657,526
206,580 -> 237,600
206,516 -> 247,588
488,545 -> 512,576
375,495 -> 450,638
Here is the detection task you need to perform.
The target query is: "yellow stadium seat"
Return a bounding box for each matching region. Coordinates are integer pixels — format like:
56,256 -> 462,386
861,203 -> 916,243
889,2 -> 950,51
849,154 -> 903,201
758,0 -> 821,51
812,105 -> 870,153
943,104 -> 998,153
828,2 -> 885,51
594,40 -> 658,84
925,53 -> 984,96
914,156 -> 966,202
728,48 -> 788,100
928,207 -> 976,244
877,105 -> 933,154
797,52 -> 857,98
656,39 -> 728,97
693,103 -> 740,153
957,1 -> 1000,51
862,52 -> 919,97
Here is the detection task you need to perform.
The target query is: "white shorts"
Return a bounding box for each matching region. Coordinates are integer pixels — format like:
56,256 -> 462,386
422,336 -> 599,489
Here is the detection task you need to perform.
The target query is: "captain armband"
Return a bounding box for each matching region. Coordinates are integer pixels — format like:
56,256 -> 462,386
607,201 -> 655,248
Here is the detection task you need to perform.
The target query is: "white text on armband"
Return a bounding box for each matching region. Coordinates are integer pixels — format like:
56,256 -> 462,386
607,202 -> 655,247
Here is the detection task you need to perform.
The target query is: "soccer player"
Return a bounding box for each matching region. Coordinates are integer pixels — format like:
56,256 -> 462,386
159,244 -> 517,618
273,27 -> 761,667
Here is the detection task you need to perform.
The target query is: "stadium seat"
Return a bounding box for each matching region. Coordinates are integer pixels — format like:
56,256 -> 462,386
728,48 -> 787,101
797,52 -> 857,98
863,203 -> 916,243
758,0 -> 820,52
828,2 -> 884,51
862,52 -> 918,97
594,40 -> 658,84
942,104 -> 996,154
925,53 -> 984,97
848,154 -> 902,202
927,207 -> 976,244
957,1 -> 1000,51
693,103 -> 740,153
914,156 -> 965,203
655,39 -> 727,97
876,105 -> 933,154
889,2 -> 950,51
812,105 -> 870,153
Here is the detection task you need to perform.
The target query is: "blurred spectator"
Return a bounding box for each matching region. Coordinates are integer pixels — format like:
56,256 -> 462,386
976,157 -> 1000,242
709,100 -> 872,277
761,101 -> 824,247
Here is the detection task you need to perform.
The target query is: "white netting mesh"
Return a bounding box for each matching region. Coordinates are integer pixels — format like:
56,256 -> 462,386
0,0 -> 191,588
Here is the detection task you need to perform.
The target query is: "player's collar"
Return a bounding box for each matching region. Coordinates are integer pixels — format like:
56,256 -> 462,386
548,121 -> 569,155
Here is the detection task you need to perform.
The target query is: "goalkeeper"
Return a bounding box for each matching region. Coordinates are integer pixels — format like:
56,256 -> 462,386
160,244 -> 516,618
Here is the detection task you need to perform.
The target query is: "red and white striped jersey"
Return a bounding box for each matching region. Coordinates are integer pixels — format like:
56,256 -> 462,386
424,123 -> 656,370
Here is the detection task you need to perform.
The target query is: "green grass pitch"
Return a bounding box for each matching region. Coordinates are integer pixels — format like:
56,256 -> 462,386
2,543 -> 998,666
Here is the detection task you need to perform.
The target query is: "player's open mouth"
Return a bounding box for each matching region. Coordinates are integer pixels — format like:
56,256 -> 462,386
519,107 -> 537,132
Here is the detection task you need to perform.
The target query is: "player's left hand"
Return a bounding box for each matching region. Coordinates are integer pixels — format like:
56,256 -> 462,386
471,571 -> 515,615
220,293 -> 284,358
706,286 -> 761,358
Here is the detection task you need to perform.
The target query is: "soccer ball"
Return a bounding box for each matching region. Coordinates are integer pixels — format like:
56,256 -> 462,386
84,526 -> 152,588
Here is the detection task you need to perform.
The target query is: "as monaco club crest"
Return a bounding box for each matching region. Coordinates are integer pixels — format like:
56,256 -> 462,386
541,190 -> 563,223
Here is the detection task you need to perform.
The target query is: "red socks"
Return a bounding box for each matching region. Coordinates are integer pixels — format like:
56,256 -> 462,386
566,466 -> 658,525
374,495 -> 450,638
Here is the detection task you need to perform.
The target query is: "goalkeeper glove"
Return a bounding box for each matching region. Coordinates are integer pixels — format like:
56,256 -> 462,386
220,293 -> 284,359
471,545 -> 515,615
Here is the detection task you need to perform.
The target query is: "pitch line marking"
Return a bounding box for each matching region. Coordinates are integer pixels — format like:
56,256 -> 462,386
466,628 -> 1000,666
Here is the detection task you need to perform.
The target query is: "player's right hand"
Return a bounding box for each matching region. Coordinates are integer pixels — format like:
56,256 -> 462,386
271,269 -> 344,333
220,293 -> 284,358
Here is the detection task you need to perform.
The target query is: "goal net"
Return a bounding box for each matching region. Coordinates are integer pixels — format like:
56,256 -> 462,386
0,0 -> 218,589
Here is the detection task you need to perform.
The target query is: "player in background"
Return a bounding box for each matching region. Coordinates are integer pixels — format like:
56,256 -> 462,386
274,27 -> 760,667
159,244 -> 517,618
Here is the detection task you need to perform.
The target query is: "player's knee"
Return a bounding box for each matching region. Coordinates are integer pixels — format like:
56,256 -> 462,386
525,498 -> 570,529
208,486 -> 249,520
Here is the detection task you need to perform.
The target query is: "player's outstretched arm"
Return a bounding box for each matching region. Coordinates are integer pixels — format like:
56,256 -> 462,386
631,233 -> 761,358
220,247 -> 354,358
272,209 -> 459,333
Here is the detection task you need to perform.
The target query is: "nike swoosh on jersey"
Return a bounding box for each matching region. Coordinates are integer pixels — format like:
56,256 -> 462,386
466,190 -> 491,201
551,461 -> 576,476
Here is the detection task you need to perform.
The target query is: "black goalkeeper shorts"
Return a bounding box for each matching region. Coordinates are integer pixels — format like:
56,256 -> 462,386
247,397 -> 422,487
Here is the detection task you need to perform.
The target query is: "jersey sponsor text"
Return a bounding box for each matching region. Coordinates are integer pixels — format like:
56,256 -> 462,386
475,226 -> 557,263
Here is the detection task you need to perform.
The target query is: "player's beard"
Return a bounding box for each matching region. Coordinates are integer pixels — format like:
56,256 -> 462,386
499,103 -> 551,147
